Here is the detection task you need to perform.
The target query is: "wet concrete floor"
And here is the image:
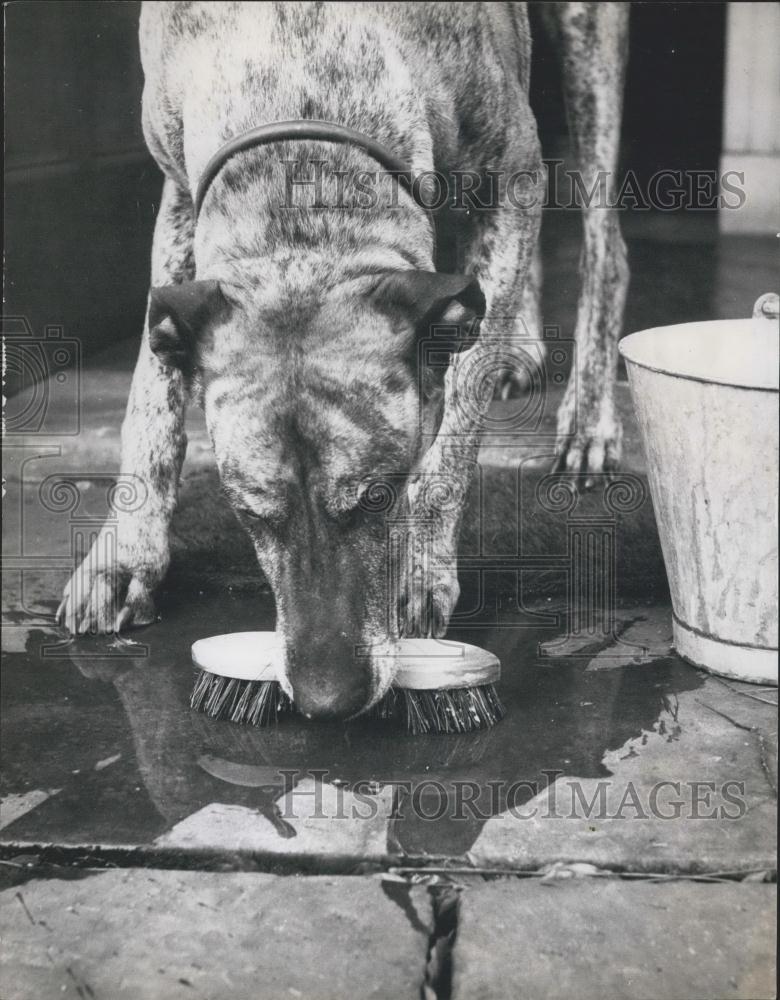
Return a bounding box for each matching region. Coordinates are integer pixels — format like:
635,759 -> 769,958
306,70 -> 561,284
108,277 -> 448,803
2,585 -> 705,863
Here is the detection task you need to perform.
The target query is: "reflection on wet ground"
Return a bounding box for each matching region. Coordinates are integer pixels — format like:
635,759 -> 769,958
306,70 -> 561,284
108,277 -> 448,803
1,587 -> 704,863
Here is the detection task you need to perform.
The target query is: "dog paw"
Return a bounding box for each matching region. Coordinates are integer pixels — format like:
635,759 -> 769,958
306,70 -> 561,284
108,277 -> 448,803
553,390 -> 622,485
56,528 -> 161,635
397,573 -> 460,639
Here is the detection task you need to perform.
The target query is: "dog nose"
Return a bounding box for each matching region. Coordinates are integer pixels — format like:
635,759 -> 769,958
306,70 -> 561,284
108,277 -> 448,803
295,685 -> 368,720
287,635 -> 373,720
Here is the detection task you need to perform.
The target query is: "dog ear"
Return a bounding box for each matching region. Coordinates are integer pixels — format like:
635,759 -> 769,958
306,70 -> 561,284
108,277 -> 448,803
371,270 -> 485,357
148,280 -> 229,372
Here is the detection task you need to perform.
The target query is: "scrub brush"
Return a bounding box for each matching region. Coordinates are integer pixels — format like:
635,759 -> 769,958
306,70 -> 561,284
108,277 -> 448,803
369,637 -> 505,734
190,632 -> 504,734
190,632 -> 293,725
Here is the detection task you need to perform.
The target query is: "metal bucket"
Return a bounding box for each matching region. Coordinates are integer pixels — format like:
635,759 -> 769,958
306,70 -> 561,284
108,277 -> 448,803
619,294 -> 779,685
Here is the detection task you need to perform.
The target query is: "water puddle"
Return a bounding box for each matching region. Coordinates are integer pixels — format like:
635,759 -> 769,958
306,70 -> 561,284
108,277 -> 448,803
1,588 -> 704,859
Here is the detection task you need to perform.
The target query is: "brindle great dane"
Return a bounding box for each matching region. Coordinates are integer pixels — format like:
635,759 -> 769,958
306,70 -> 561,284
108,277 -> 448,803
58,2 -> 629,719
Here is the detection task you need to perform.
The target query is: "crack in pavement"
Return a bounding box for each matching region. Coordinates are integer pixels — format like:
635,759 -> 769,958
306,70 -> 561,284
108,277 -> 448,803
15,890 -> 36,925
696,700 -> 757,733
709,675 -> 778,708
697,700 -> 777,799
757,733 -> 778,797
423,886 -> 460,1000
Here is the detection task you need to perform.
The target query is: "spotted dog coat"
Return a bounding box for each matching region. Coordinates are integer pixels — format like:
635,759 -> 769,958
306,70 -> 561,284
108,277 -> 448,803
59,1 -> 629,719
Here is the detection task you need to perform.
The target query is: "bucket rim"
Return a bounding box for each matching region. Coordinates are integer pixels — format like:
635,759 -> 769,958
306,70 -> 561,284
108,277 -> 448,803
619,318 -> 779,392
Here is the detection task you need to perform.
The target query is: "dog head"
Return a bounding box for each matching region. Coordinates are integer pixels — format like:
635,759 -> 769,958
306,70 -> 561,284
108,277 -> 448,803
148,267 -> 484,718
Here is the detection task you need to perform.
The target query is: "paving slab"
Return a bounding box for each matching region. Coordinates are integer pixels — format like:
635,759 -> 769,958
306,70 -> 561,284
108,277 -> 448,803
467,658 -> 777,874
0,869 -> 432,1000
452,879 -> 777,1000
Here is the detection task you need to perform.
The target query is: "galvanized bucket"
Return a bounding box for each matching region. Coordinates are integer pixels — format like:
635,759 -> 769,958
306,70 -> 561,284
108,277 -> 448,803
619,293 -> 779,685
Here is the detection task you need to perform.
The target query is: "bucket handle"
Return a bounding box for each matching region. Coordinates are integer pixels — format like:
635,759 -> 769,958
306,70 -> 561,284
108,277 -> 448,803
752,292 -> 779,320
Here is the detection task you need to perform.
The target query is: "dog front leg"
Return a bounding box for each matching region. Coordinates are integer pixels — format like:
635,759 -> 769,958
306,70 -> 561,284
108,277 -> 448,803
401,201 -> 542,637
58,179 -> 195,633
548,2 -> 630,481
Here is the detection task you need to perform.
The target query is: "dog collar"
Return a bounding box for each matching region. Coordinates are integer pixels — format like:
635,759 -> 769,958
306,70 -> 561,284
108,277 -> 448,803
194,119 -> 438,248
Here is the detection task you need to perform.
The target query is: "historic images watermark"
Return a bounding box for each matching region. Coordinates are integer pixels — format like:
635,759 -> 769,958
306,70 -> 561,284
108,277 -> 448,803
4,315 -> 81,436
280,158 -> 747,212
275,770 -> 748,822
3,314 -> 149,657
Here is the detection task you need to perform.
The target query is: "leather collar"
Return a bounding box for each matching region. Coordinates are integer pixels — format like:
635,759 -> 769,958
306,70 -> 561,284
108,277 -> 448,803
195,119 -> 438,255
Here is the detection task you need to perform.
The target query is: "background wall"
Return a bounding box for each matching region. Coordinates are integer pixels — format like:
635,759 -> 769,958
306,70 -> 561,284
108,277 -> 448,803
531,1 -> 726,185
4,0 -> 159,395
719,2 -> 780,233
4,1 -> 738,395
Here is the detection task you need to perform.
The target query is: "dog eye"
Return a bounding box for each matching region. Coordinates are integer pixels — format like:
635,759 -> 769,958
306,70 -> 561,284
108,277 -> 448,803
237,506 -> 264,524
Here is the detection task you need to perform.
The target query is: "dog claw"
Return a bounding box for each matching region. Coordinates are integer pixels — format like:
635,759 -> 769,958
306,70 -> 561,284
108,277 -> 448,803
114,605 -> 132,633
586,441 -> 605,475
58,527 -> 163,636
553,400 -> 623,480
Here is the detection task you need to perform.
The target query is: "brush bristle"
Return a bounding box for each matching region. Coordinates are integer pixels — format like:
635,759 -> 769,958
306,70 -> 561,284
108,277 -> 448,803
190,670 -> 293,725
371,683 -> 505,735
191,670 -> 504,734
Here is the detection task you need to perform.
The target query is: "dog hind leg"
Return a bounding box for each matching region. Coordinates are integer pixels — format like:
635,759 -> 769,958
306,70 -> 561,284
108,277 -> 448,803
546,1 -> 630,481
